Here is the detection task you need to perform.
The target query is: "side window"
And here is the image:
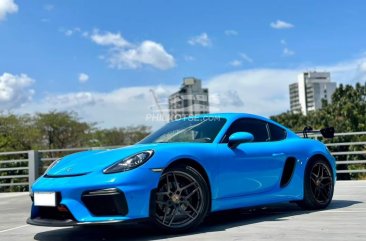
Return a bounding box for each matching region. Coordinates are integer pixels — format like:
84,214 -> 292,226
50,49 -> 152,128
222,118 -> 270,143
268,123 -> 287,141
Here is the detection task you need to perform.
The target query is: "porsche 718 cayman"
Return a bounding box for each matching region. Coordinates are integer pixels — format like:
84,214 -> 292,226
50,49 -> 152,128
27,113 -> 336,232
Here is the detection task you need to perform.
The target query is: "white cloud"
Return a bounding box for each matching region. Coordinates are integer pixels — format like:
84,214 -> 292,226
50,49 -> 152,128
78,73 -> 89,83
224,30 -> 239,36
65,29 -> 73,36
43,4 -> 54,11
358,61 -> 366,72
207,69 -> 299,115
280,39 -> 287,45
283,47 -> 295,56
45,92 -> 97,108
356,60 -> 366,80
91,32 -> 130,48
17,86 -> 178,130
184,55 -> 195,61
90,31 -> 175,70
230,53 -> 253,67
0,72 -> 35,109
61,27 -> 81,37
229,60 -> 242,67
240,53 -> 253,63
108,41 -> 175,70
208,56 -> 366,116
12,56 -> 366,129
270,20 -> 294,29
188,33 -> 212,47
210,90 -> 244,108
0,0 -> 18,21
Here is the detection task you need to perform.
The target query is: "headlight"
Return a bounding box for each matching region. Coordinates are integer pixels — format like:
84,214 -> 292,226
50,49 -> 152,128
45,159 -> 61,174
103,150 -> 154,174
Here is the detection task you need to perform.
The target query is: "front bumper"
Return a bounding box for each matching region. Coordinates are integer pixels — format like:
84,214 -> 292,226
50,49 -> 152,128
28,167 -> 161,226
26,217 -> 143,227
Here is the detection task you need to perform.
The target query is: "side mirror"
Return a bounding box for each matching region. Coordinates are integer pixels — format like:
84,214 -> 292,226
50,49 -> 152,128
228,132 -> 254,149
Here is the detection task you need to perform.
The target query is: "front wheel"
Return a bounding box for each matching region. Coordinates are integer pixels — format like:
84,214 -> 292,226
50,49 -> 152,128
300,158 -> 334,209
152,166 -> 209,232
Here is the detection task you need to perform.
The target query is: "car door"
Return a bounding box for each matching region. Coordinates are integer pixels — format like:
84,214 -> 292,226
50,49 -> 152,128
217,118 -> 287,198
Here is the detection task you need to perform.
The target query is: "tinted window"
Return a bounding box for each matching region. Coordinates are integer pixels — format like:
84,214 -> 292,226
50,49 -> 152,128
222,118 -> 270,143
268,123 -> 287,141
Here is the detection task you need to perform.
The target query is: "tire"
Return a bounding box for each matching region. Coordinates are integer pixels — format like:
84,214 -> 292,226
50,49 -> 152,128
152,166 -> 210,233
299,158 -> 334,209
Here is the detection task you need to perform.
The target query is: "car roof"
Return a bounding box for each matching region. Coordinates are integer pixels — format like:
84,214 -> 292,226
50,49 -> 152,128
179,112 -> 298,138
181,112 -> 272,123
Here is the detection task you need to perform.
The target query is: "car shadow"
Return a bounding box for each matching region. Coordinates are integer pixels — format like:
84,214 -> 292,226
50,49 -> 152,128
34,199 -> 361,241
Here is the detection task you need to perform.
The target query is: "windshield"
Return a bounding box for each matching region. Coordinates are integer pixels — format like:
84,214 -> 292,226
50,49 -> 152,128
139,117 -> 226,144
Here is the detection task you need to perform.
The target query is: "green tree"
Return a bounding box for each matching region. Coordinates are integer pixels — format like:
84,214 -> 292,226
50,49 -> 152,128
93,125 -> 151,146
35,111 -> 95,149
271,82 -> 366,180
0,113 -> 40,151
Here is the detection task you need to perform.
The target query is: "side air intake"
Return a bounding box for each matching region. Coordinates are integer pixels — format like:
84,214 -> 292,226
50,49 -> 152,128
280,157 -> 296,188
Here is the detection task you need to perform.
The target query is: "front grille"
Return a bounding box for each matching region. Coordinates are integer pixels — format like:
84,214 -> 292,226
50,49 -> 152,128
81,188 -> 128,216
33,192 -> 76,221
38,206 -> 75,220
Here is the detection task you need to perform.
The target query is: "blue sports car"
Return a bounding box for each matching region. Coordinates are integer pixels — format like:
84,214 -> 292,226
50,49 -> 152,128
27,113 -> 336,232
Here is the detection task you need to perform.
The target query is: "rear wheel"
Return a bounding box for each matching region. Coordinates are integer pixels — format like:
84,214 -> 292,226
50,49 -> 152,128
152,166 -> 209,232
300,158 -> 334,209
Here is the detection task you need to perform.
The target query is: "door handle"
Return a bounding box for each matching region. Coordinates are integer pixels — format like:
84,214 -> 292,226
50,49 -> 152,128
272,153 -> 285,157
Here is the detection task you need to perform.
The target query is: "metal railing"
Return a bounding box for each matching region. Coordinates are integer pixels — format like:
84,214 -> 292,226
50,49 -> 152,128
308,131 -> 366,175
0,146 -> 120,192
0,131 -> 365,192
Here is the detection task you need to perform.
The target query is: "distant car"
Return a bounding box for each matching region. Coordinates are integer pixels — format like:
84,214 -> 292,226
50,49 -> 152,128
27,113 -> 336,232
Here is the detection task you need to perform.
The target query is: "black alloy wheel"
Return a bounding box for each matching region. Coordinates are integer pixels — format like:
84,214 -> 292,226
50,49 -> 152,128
300,158 -> 334,209
152,166 -> 209,232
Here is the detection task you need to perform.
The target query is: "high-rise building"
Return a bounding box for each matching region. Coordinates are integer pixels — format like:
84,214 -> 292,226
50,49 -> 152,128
289,71 -> 336,115
169,77 -> 209,120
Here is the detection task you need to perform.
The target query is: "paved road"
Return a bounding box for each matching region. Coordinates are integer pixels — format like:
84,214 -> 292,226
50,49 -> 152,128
0,181 -> 365,241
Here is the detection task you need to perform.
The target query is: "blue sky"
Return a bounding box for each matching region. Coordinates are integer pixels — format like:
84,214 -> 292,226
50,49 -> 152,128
1,0 -> 366,129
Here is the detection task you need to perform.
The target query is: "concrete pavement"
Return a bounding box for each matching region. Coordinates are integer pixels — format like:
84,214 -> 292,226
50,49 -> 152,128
0,181 -> 365,241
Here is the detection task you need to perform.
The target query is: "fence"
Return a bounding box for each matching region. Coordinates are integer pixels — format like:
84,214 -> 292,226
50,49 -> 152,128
0,132 -> 365,192
0,146 -> 118,192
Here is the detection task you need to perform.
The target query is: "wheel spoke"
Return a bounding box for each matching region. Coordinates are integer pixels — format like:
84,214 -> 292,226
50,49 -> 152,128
320,166 -> 324,178
180,182 -> 195,192
172,172 -> 180,190
166,174 -> 171,192
319,188 -> 329,201
311,176 -> 317,185
184,201 -> 199,215
168,207 -> 178,226
309,162 -> 333,204
317,165 -> 321,177
156,191 -> 169,197
162,207 -> 169,224
178,205 -> 195,219
154,170 -> 205,229
156,200 -> 170,206
312,172 -> 318,179
183,187 -> 199,200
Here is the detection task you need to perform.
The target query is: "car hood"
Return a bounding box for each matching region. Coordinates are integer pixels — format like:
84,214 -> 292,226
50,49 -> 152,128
46,144 -> 158,176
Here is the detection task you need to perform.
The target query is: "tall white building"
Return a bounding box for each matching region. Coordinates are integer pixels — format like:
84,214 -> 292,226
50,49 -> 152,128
169,77 -> 209,120
289,71 -> 336,115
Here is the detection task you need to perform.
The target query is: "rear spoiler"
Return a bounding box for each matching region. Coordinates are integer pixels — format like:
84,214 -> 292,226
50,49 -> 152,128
296,126 -> 335,138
